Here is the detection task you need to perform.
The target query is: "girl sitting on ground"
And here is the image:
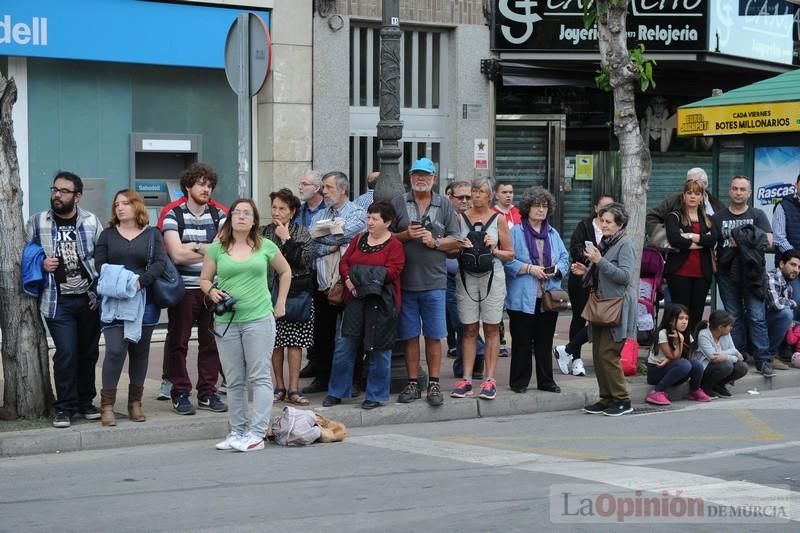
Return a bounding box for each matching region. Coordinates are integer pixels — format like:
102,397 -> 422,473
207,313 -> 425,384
646,303 -> 711,405
692,310 -> 749,398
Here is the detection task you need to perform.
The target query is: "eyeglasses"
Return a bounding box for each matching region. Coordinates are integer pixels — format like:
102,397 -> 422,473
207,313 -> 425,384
231,209 -> 253,217
452,195 -> 471,201
50,187 -> 76,196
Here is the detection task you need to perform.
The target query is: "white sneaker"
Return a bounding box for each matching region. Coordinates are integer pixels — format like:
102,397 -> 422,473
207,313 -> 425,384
232,432 -> 265,452
156,378 -> 172,401
553,345 -> 572,375
215,432 -> 242,451
571,359 -> 586,376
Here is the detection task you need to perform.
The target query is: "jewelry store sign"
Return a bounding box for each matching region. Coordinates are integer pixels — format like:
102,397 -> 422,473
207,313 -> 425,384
677,102 -> 800,136
493,0 -> 707,51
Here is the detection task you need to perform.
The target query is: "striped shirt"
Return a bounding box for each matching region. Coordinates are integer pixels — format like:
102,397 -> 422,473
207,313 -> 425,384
25,207 -> 104,319
162,203 -> 226,288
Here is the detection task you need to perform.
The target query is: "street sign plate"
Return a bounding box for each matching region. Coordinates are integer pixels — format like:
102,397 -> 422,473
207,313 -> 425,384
224,13 -> 271,96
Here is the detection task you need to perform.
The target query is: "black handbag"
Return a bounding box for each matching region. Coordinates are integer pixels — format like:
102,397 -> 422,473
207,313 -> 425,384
146,227 -> 185,308
271,275 -> 313,322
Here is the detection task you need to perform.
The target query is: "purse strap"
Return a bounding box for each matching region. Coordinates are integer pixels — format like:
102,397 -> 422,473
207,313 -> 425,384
146,226 -> 155,270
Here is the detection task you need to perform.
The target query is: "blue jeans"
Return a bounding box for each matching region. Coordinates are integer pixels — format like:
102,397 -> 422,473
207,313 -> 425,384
767,307 -> 794,357
716,270 -> 770,363
646,358 -> 704,392
44,294 -> 101,413
398,288 -> 447,340
329,318 -> 391,403
791,277 -> 800,312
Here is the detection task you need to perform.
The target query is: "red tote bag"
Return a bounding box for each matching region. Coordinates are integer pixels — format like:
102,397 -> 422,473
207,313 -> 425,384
620,338 -> 639,377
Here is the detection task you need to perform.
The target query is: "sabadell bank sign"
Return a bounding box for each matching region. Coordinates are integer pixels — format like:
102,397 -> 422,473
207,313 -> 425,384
492,0 -> 708,52
0,0 -> 269,69
0,15 -> 48,47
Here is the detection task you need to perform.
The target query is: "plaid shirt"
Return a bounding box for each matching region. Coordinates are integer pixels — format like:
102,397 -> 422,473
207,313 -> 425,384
25,207 -> 104,319
765,268 -> 796,312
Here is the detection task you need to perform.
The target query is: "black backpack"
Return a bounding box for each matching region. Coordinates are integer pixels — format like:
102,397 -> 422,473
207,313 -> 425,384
458,212 -> 498,302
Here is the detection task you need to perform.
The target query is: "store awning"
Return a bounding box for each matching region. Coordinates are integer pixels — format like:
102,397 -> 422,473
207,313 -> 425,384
677,69 -> 800,137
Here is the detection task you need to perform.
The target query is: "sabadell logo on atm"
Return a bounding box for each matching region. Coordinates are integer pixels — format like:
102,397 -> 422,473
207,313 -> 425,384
0,15 -> 48,46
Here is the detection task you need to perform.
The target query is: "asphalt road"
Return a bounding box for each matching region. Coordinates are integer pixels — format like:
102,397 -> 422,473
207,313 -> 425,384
2,388 -> 800,532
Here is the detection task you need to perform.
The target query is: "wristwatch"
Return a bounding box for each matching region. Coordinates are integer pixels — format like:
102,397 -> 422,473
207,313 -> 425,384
434,238 -> 441,250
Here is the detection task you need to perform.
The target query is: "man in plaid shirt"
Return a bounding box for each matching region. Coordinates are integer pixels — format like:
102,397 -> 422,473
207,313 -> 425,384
765,249 -> 800,370
25,171 -> 104,428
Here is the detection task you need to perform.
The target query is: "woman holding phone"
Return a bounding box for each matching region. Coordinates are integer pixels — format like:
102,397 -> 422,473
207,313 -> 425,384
553,193 -> 616,377
503,186 -> 569,394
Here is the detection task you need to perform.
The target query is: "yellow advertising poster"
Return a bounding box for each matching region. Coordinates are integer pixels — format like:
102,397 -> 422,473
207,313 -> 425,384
677,101 -> 800,136
575,154 -> 594,181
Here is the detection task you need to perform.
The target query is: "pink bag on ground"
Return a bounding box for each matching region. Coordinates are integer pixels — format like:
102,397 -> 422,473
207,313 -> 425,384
620,338 -> 639,377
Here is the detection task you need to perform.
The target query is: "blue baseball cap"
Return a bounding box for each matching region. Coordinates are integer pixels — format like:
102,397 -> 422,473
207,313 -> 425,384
409,157 -> 436,175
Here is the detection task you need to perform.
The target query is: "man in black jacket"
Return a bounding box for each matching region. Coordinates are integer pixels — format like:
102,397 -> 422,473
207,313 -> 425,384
712,176 -> 775,377
646,167 -> 725,243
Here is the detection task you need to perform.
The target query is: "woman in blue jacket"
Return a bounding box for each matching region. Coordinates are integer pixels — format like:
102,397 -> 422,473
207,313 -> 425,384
504,187 -> 569,393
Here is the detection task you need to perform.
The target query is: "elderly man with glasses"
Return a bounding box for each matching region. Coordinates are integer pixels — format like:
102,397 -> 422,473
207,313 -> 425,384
25,171 -> 104,428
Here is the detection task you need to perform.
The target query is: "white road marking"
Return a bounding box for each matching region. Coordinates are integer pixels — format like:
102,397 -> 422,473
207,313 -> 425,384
350,434 -> 800,522
620,440 -> 800,466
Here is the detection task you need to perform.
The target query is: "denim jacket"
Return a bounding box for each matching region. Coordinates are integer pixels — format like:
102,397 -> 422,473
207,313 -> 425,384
504,224 -> 569,314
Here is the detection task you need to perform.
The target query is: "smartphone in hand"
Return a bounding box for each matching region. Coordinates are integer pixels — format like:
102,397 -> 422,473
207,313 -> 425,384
584,240 -> 596,251
543,265 -> 556,275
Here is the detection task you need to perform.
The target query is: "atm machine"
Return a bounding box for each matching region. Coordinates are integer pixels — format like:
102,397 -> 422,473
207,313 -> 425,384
130,133 -> 202,222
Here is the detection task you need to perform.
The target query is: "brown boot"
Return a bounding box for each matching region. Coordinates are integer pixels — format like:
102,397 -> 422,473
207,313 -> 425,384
128,384 -> 146,422
101,389 -> 116,427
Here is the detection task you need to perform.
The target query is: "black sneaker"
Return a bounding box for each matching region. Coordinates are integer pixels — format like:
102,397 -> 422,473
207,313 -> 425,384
582,401 -> 609,414
351,382 -> 361,398
53,410 -> 71,428
322,395 -> 341,407
603,401 -> 633,417
398,382 -> 421,403
426,382 -> 444,407
198,393 -> 227,412
78,404 -> 101,420
712,384 -> 732,398
173,392 -> 196,415
756,361 -> 776,378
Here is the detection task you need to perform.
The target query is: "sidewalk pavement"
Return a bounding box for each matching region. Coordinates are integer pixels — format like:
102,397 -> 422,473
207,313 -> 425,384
2,316 -> 799,457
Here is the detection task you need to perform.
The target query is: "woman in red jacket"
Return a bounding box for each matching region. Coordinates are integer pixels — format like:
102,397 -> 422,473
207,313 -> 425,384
324,201 -> 405,409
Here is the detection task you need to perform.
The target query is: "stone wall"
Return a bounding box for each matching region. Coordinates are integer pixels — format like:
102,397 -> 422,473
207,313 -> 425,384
335,0 -> 487,25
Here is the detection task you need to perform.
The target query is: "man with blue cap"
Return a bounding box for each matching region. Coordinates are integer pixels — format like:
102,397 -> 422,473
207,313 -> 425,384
391,157 -> 461,406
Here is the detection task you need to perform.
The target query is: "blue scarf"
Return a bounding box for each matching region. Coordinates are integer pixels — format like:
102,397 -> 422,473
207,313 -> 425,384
523,219 -> 552,268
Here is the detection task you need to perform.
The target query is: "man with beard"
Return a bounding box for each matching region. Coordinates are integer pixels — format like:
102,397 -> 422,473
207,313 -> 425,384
159,163 -> 228,415
391,158 -> 461,406
296,170 -> 326,228
26,171 -> 104,428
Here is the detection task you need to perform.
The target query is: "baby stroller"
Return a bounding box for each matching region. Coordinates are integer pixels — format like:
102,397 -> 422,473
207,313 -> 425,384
637,246 -> 665,346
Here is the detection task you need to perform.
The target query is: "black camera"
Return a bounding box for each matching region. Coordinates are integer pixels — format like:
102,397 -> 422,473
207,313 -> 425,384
214,294 -> 237,316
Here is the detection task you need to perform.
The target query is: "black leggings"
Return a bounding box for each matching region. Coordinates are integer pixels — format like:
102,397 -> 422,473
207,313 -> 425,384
666,274 -> 710,335
566,275 -> 589,360
102,325 -> 155,389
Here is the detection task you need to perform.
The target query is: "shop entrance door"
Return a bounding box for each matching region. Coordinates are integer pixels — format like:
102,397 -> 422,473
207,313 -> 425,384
493,115 -> 566,227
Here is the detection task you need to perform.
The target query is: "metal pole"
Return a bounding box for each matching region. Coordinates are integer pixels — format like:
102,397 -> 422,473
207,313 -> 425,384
374,0 -> 404,202
236,13 -> 252,199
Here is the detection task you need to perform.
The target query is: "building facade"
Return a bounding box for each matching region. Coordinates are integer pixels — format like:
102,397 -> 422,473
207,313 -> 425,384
1,0 -> 313,220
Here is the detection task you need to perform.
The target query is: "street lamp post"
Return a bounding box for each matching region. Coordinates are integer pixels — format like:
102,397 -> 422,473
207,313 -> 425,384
374,0 -> 405,202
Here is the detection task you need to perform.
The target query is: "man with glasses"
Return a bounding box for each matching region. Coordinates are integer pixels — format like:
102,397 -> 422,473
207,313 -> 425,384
296,170 -> 326,228
304,171 -> 366,397
391,158 -> 461,406
25,171 -> 104,428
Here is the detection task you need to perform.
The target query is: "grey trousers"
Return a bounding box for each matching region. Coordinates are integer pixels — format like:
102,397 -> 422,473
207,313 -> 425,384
214,316 -> 275,437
